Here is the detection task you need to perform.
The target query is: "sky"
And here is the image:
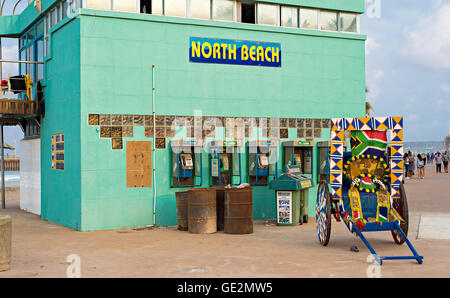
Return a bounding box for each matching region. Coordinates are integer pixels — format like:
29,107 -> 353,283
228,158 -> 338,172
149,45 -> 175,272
1,0 -> 449,155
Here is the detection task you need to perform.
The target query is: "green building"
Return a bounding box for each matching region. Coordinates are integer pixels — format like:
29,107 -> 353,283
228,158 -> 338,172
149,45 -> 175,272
0,0 -> 366,231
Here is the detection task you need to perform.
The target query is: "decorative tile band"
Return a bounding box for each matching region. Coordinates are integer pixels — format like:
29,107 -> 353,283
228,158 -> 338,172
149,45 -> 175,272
89,114 -> 331,150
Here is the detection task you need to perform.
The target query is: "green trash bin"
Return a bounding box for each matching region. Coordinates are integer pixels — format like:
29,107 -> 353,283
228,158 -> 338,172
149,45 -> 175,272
269,165 -> 313,226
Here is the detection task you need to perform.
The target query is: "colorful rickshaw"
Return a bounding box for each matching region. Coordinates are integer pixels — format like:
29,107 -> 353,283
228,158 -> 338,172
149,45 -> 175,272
315,116 -> 423,265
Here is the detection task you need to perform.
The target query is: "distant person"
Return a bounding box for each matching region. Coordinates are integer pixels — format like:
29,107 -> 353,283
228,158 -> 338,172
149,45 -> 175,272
417,154 -> 424,179
404,153 -> 410,179
435,152 -> 442,173
431,152 -> 435,164
422,153 -> 427,166
408,152 -> 415,178
443,151 -> 449,173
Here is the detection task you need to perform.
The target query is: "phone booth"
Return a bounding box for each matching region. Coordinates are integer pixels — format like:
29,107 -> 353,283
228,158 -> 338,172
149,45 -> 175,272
170,139 -> 203,187
282,140 -> 314,176
209,140 -> 243,186
316,141 -> 348,183
247,140 -> 279,186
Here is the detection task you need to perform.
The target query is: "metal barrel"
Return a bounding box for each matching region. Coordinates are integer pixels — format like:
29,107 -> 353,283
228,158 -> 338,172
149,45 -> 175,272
0,215 -> 12,272
224,187 -> 253,234
187,188 -> 217,234
175,191 -> 189,231
211,186 -> 226,231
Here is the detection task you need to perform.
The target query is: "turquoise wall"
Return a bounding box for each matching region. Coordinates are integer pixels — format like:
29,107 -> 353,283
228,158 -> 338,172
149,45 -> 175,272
40,17 -> 82,230
70,9 -> 365,230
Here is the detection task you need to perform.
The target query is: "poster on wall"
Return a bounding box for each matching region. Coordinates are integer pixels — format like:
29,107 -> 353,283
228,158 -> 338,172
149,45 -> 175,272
276,191 -> 292,224
51,133 -> 65,170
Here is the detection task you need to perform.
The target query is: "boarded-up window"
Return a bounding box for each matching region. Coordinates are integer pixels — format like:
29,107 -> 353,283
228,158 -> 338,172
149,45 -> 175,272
126,141 -> 152,187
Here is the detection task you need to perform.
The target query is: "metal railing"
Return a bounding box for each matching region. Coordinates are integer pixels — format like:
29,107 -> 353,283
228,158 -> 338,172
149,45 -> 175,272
0,60 -> 44,101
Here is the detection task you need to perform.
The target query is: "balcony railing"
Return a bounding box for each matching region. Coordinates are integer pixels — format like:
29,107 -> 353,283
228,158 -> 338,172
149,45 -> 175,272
0,59 -> 43,116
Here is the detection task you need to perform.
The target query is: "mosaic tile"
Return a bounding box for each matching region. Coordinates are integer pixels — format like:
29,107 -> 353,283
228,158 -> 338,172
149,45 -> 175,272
100,126 -> 112,138
122,126 -> 133,137
122,115 -> 134,126
280,128 -> 289,139
111,114 -> 122,126
100,114 -> 111,126
134,115 -> 144,126
156,138 -> 166,149
88,114 -> 99,126
112,138 -> 123,150
111,126 -> 122,138
144,126 -> 154,137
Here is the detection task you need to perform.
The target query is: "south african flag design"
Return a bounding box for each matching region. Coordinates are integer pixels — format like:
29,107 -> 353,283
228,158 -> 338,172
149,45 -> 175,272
351,131 -> 387,157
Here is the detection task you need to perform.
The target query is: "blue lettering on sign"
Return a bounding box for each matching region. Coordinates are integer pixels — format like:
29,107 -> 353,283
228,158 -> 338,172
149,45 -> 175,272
189,37 -> 281,67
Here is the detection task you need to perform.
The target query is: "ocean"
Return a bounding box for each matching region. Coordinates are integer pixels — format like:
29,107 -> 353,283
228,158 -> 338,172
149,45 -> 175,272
2,171 -> 20,186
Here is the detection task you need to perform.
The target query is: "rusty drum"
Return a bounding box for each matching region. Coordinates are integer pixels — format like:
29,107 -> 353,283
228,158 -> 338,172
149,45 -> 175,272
187,188 -> 217,234
224,187 -> 253,234
175,191 -> 189,231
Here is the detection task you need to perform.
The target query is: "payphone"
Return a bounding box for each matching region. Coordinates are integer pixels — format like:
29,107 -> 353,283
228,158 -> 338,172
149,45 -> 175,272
209,140 -> 243,186
248,140 -> 279,186
316,141 -> 348,183
282,140 -> 314,175
170,139 -> 203,187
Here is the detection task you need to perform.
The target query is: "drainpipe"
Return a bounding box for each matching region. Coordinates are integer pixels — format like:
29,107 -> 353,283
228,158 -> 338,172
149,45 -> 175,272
152,65 -> 157,226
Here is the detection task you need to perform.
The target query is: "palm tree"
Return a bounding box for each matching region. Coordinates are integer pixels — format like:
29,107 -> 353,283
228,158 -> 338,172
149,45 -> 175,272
365,87 -> 373,116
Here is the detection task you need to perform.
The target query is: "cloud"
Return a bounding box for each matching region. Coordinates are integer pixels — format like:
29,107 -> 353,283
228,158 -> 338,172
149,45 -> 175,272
401,3 -> 450,69
365,37 -> 379,56
441,83 -> 450,93
1,44 -> 19,78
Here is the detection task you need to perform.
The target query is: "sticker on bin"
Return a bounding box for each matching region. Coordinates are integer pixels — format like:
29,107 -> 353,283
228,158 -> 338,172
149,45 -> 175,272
276,191 -> 292,224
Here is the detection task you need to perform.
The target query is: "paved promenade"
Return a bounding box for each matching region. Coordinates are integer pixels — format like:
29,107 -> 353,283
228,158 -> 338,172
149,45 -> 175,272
0,164 -> 449,278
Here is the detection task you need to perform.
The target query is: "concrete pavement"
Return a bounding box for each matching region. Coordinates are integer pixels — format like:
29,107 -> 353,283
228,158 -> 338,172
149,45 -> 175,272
0,163 -> 449,278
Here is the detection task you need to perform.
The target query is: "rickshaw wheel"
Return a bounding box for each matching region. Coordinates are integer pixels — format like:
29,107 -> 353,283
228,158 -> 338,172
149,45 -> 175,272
391,183 -> 409,245
316,181 -> 332,246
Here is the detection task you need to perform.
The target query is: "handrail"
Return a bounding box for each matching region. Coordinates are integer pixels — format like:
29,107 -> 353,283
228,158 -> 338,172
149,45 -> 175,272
0,59 -> 44,64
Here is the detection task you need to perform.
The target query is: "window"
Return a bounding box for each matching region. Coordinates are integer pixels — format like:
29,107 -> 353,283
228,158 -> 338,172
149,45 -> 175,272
165,0 -> 187,17
340,12 -> 357,33
191,0 -> 211,19
36,20 -> 44,35
240,2 -> 255,24
299,8 -> 318,29
27,29 -> 35,41
62,0 -> 68,18
281,6 -> 297,28
86,0 -> 111,10
320,10 -> 338,31
51,8 -> 57,27
114,0 -> 137,12
52,134 -> 65,170
213,0 -> 235,22
37,39 -> 44,80
257,3 -> 278,26
152,0 -> 163,14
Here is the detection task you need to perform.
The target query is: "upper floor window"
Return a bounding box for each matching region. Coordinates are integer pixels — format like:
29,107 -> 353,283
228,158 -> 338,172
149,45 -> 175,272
340,12 -> 357,33
299,8 -> 318,29
165,0 -> 187,17
257,3 -> 279,26
281,6 -> 297,28
191,0 -> 211,19
114,0 -> 138,12
213,0 -> 236,22
320,10 -> 338,31
86,0 -> 111,10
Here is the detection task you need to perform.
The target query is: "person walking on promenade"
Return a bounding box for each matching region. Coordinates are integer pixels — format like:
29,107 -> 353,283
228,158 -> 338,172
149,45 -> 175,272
435,152 -> 442,173
422,153 -> 427,166
404,152 -> 410,179
431,152 -> 435,164
443,151 -> 449,173
417,154 -> 424,179
408,152 -> 415,178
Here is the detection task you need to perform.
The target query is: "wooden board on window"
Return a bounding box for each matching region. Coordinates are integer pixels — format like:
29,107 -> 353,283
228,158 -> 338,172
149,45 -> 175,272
126,141 -> 152,188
